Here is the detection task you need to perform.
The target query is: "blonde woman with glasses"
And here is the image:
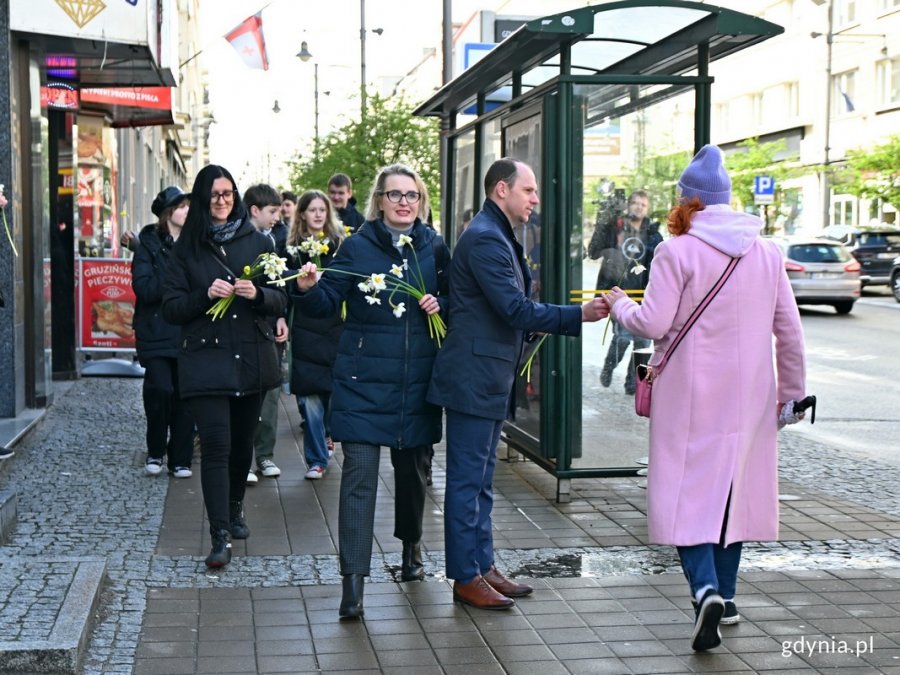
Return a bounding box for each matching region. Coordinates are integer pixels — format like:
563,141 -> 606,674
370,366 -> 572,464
294,164 -> 450,619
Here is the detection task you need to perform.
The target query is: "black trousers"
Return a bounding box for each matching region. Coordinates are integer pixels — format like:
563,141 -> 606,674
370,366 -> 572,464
142,357 -> 194,467
338,443 -> 430,575
187,393 -> 263,533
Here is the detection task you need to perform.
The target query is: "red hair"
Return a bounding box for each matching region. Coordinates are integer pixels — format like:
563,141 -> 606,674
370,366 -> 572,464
667,196 -> 705,236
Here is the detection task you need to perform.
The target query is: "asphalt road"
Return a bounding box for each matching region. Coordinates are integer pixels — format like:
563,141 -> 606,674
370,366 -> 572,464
787,285 -> 900,467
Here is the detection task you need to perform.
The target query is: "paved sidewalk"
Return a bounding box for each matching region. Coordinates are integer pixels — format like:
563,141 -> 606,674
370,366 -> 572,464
1,377 -> 899,673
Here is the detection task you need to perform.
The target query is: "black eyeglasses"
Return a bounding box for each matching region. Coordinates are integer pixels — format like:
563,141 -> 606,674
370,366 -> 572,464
380,190 -> 421,204
210,190 -> 236,203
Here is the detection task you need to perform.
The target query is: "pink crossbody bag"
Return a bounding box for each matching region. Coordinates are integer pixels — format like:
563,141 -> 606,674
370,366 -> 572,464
634,256 -> 739,417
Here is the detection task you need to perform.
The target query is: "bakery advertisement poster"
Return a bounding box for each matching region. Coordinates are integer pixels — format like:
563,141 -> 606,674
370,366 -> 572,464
79,259 -> 136,350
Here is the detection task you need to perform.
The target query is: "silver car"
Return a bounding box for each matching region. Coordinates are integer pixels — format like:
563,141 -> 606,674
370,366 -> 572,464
773,237 -> 861,314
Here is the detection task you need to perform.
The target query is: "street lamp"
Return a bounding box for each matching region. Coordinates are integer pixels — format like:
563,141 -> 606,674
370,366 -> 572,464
296,42 -> 321,150
359,0 -> 383,120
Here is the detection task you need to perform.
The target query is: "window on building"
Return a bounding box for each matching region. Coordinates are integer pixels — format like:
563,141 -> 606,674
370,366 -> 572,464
832,193 -> 857,226
835,0 -> 856,26
831,70 -> 857,115
715,100 -> 730,135
876,57 -> 900,107
879,0 -> 900,12
761,82 -> 799,127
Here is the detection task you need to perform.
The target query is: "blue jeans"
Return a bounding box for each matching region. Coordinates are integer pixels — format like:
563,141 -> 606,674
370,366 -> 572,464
297,393 -> 330,469
604,321 -> 651,387
677,542 -> 743,599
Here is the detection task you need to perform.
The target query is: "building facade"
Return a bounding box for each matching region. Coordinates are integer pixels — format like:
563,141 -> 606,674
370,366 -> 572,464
0,0 -> 209,419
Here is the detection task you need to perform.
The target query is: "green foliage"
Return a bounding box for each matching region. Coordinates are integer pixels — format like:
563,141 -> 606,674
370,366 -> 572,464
724,138 -> 797,209
287,93 -> 440,217
841,134 -> 900,210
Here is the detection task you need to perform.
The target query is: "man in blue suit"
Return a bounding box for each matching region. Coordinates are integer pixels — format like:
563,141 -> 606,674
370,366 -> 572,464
428,158 -> 610,609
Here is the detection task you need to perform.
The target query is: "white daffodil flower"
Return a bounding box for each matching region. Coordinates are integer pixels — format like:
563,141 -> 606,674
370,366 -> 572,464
364,295 -> 382,305
390,264 -> 404,278
357,281 -> 372,293
631,263 -> 647,275
392,302 -> 406,318
398,234 -> 413,247
370,273 -> 387,291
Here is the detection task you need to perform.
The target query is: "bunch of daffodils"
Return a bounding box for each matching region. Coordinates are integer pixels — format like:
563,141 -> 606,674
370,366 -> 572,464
207,252 -> 287,320
287,232 -> 330,267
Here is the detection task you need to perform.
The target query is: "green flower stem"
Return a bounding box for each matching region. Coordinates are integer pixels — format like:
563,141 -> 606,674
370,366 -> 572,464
2,208 -> 17,257
519,334 -> 548,382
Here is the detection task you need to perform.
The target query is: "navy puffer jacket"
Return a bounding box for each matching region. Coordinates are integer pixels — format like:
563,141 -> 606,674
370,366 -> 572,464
294,218 -> 450,448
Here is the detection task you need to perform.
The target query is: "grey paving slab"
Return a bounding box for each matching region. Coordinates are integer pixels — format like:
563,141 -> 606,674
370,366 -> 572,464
1,377 -> 900,674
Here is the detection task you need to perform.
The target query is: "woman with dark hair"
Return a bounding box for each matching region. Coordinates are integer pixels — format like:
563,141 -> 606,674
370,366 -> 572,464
286,189 -> 346,480
162,164 -> 287,568
294,164 -> 450,618
132,186 -> 194,479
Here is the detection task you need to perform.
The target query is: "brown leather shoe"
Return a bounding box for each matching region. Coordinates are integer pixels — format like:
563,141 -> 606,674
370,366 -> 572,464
483,566 -> 533,598
453,575 -> 515,610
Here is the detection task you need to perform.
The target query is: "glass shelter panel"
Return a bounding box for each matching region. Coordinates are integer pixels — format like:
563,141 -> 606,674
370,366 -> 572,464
573,84 -> 696,469
503,112 -> 543,441
479,117 -> 502,207
452,130 -> 476,242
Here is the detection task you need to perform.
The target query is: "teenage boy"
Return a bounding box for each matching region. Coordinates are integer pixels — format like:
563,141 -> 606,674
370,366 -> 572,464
327,173 -> 365,233
243,184 -> 289,483
274,191 -> 296,258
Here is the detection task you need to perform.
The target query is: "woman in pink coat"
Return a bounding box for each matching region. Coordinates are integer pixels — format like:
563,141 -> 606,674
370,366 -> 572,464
605,145 -> 806,652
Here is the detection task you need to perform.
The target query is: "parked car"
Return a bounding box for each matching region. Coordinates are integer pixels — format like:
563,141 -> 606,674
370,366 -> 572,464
891,256 -> 900,303
820,225 -> 900,287
772,237 -> 861,314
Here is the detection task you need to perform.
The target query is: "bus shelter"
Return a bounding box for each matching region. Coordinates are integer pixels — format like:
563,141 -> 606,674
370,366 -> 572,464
415,1 -> 783,500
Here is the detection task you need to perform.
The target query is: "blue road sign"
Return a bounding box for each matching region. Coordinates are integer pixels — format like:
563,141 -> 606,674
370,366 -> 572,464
754,175 -> 775,204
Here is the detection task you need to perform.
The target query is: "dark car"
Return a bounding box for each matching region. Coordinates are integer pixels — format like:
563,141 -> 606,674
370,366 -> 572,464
891,256 -> 900,303
821,225 -> 900,287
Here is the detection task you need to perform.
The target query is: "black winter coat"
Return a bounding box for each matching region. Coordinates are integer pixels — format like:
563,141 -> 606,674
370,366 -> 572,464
294,219 -> 450,448
287,246 -> 344,397
131,224 -> 179,364
161,220 -> 288,398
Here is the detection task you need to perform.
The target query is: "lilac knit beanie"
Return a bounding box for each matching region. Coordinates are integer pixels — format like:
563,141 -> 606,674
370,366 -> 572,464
677,144 -> 731,205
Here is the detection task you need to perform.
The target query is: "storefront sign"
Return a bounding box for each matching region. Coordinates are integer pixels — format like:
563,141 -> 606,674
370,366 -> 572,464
80,87 -> 172,111
41,82 -> 79,110
78,259 -> 136,350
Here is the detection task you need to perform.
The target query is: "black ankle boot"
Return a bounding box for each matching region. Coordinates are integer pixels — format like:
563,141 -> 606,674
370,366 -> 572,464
339,574 -> 365,619
229,500 -> 250,539
401,541 -> 425,581
205,529 -> 232,568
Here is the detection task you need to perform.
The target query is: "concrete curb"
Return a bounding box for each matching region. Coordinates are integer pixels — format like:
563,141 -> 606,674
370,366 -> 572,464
0,559 -> 106,674
0,489 -> 14,545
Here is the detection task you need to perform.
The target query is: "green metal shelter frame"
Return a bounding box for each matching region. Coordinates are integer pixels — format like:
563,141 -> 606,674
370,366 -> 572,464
415,1 -> 783,501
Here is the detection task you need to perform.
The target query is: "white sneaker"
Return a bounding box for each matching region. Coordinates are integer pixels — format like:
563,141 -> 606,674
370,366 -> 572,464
145,458 -> 163,476
258,459 -> 281,478
246,470 -> 258,485
305,466 -> 325,480
171,466 -> 193,479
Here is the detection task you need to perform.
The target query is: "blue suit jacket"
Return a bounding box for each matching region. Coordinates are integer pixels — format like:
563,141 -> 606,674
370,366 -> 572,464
427,199 -> 582,420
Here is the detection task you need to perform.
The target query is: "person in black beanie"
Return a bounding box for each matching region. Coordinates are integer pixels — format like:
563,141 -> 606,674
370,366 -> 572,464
132,186 -> 195,479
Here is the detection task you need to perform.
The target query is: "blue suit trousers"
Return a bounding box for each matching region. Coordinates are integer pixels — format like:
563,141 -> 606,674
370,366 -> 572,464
444,409 -> 504,583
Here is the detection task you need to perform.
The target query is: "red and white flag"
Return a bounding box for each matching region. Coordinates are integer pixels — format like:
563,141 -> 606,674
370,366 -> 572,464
224,12 -> 269,70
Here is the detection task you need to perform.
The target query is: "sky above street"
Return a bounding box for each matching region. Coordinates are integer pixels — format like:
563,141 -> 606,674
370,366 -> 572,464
197,0 -> 584,188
